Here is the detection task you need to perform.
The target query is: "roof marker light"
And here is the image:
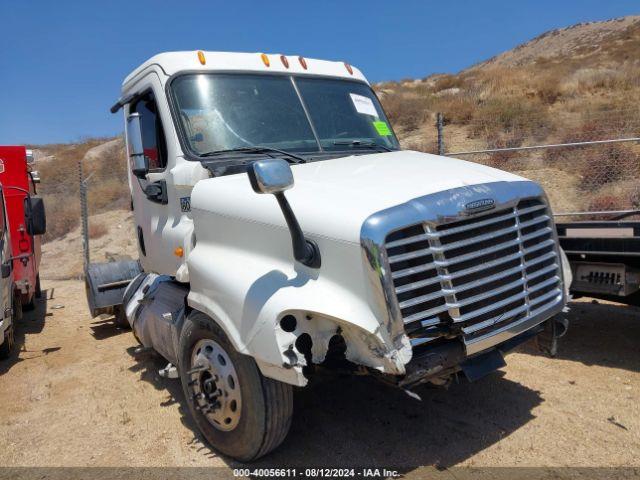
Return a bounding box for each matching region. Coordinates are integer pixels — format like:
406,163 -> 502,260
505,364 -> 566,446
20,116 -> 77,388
261,53 -> 270,67
280,55 -> 289,68
298,56 -> 307,70
344,62 -> 353,75
197,51 -> 206,65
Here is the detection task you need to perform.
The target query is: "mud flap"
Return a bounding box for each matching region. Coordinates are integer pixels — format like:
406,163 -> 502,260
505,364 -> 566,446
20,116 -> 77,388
85,260 -> 142,317
460,348 -> 506,382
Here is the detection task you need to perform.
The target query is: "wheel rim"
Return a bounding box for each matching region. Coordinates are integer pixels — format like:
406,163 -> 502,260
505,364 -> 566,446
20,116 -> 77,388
188,339 -> 242,432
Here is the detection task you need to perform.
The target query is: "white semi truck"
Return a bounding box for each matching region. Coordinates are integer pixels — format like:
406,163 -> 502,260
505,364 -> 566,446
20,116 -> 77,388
86,51 -> 571,461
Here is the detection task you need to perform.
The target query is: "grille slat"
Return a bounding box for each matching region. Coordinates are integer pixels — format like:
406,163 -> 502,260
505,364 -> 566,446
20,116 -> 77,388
519,215 -> 551,230
525,250 -> 557,269
386,232 -> 430,249
439,237 -> 521,267
391,262 -> 437,280
443,250 -> 523,282
398,289 -> 447,309
449,277 -> 525,311
431,224 -> 519,253
388,248 -> 432,264
435,210 -> 517,237
517,203 -> 547,216
522,226 -> 553,243
527,263 -> 558,282
528,275 -> 560,294
456,290 -> 528,323
402,303 -> 450,324
395,275 -> 443,294
461,303 -> 529,334
523,238 -> 555,256
530,288 -> 562,309
446,264 -> 525,296
383,197 -> 562,349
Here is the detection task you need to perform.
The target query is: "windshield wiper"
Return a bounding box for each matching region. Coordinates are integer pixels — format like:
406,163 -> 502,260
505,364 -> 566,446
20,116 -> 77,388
332,140 -> 393,152
200,146 -> 307,164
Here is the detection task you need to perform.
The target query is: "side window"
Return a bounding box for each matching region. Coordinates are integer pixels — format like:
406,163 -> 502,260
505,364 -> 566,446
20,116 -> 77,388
131,92 -> 168,170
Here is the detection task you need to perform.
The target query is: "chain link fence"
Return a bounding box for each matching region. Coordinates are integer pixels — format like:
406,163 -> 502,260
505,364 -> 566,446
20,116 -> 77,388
77,158 -> 133,270
428,107 -> 640,220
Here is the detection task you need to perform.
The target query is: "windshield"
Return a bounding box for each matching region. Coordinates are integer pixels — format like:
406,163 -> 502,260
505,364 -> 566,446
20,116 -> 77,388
170,73 -> 399,157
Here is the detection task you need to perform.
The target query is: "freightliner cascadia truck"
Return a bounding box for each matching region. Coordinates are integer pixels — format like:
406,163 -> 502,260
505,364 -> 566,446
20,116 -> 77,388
85,51 -> 571,460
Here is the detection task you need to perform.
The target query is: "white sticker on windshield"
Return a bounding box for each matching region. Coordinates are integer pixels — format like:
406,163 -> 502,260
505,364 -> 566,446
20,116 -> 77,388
350,93 -> 378,117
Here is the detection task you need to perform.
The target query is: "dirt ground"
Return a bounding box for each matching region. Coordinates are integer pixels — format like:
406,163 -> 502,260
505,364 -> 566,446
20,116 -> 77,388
0,271 -> 639,476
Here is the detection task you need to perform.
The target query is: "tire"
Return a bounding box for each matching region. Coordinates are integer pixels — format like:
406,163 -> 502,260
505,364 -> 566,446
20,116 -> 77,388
113,305 -> 130,329
23,294 -> 35,312
35,275 -> 42,299
178,311 -> 293,461
13,291 -> 22,323
0,324 -> 14,360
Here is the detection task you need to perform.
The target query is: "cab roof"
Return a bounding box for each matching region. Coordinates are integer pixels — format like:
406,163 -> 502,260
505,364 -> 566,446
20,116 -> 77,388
122,51 -> 368,89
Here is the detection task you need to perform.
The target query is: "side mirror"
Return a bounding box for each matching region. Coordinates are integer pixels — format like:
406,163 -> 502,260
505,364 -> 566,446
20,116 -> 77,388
25,196 -> 46,236
247,159 -> 294,195
30,170 -> 41,184
126,112 -> 148,179
247,159 -> 320,268
25,149 -> 35,165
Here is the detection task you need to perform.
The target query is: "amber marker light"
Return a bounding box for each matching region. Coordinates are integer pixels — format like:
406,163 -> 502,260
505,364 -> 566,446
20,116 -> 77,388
298,56 -> 307,70
261,53 -> 270,67
280,55 -> 289,68
197,51 -> 206,65
174,247 -> 184,258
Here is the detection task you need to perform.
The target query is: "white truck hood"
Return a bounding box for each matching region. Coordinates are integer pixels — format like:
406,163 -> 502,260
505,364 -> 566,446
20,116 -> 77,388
191,150 -> 527,244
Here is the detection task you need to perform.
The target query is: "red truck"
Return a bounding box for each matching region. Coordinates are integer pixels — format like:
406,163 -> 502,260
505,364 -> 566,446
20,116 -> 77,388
0,146 -> 46,357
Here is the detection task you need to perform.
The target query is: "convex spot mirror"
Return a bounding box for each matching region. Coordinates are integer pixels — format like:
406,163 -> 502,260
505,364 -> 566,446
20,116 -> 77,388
126,112 -> 149,179
247,159 -> 294,195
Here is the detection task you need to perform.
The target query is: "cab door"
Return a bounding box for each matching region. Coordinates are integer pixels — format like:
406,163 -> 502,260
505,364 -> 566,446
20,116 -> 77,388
126,74 -> 176,275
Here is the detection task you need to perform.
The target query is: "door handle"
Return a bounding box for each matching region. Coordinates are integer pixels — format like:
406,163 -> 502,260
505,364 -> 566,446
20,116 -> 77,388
144,180 -> 168,205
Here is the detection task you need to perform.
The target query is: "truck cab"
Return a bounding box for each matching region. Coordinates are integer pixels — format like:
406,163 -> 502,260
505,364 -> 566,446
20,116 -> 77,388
91,51 -> 570,460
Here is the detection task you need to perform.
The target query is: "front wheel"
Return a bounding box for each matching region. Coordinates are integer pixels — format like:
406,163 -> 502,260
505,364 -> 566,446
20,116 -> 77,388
178,312 -> 293,461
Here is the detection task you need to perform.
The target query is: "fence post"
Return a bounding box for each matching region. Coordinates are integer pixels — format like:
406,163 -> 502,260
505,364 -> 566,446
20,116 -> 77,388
79,160 -> 90,273
437,112 -> 445,156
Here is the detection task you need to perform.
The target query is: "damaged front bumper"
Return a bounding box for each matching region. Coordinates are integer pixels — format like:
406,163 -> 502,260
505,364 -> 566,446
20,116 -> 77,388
397,314 -> 568,389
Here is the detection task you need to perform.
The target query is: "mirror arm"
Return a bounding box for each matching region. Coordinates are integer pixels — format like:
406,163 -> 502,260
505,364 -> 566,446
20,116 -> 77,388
274,192 -> 321,268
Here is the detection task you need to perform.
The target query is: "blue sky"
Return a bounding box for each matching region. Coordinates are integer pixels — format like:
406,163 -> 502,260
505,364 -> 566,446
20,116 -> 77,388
1,0 -> 638,145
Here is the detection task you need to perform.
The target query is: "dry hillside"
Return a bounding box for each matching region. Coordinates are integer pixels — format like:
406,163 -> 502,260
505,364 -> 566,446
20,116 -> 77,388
477,16 -> 640,68
30,136 -> 129,242
376,15 -> 640,215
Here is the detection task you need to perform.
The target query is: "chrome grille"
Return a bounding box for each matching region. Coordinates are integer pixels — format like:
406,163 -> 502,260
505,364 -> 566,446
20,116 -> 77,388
385,198 -> 562,351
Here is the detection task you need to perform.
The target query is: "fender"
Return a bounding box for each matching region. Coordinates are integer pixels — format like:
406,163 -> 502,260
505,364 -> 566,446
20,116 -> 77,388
187,211 -> 412,387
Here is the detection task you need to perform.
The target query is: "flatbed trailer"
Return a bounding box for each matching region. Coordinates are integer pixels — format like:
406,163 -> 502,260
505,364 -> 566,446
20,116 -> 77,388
556,220 -> 640,305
